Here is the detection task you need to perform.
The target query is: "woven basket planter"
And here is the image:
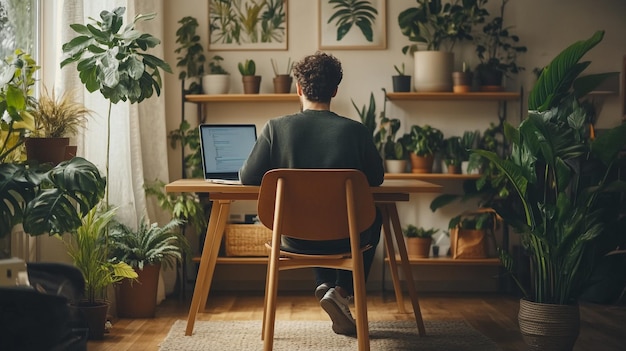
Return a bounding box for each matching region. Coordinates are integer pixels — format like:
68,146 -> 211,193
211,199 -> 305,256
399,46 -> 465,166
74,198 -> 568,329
518,299 -> 580,351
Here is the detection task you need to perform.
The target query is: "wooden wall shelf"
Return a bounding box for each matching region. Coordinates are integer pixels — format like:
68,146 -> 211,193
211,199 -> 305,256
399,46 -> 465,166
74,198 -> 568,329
185,93 -> 298,103
385,256 -> 501,266
192,256 -> 501,266
384,173 -> 481,180
385,91 -> 520,101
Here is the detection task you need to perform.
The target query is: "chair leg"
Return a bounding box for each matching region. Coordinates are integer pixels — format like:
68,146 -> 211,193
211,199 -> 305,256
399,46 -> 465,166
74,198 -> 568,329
263,255 -> 280,351
352,261 -> 370,351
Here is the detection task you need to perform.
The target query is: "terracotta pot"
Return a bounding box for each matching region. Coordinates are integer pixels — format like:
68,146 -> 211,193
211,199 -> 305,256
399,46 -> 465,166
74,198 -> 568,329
518,299 -> 580,351
272,75 -> 292,93
242,75 -> 262,94
25,137 -> 70,166
65,145 -> 77,160
392,75 -> 411,92
116,263 -> 161,318
409,153 -> 434,173
452,71 -> 473,93
405,237 -> 432,258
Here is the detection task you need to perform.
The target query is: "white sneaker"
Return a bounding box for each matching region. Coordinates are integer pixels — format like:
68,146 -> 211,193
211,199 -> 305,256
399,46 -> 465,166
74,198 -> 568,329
320,288 -> 356,335
315,283 -> 331,301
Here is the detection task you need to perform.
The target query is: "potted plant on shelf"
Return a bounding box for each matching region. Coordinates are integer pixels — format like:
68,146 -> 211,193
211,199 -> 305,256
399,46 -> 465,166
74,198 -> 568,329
271,58 -> 292,94
392,63 -> 411,92
452,62 -> 473,93
398,0 -> 487,92
203,55 -> 230,95
448,209 -> 498,259
403,225 -> 438,258
460,129 -> 481,174
26,86 -> 91,165
238,59 -> 261,94
407,124 -> 444,173
174,16 -> 206,95
109,216 -> 188,318
442,135 -> 463,174
64,206 -> 138,340
474,0 -> 527,90
474,30 -> 626,350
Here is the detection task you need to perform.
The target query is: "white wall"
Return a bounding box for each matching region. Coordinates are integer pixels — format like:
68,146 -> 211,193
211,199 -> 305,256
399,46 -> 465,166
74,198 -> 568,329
163,0 -> 626,178
160,0 -> 626,291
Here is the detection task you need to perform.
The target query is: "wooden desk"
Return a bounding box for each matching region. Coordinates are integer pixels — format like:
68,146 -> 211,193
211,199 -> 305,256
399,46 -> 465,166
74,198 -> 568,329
165,178 -> 442,336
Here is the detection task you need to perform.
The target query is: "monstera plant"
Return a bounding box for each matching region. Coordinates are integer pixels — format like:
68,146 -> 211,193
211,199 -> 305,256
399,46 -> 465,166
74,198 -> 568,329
0,50 -> 105,238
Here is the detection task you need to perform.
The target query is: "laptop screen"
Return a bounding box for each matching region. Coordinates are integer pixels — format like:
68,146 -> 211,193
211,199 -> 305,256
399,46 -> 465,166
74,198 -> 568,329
199,124 -> 257,180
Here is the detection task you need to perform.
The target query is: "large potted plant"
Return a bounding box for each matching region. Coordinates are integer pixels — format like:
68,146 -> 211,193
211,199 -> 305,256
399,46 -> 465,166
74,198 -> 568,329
64,206 -> 138,340
61,6 -> 172,205
474,30 -> 626,350
109,216 -> 188,318
407,124 -> 444,173
26,87 -> 91,165
474,0 -> 527,90
398,0 -> 487,92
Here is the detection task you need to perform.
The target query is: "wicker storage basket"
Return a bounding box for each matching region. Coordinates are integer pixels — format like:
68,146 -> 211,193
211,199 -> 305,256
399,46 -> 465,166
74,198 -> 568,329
224,224 -> 272,257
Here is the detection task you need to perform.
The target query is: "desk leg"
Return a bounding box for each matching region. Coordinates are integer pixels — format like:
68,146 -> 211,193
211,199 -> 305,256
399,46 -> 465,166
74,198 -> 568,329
387,203 -> 426,336
379,203 -> 407,314
185,200 -> 231,336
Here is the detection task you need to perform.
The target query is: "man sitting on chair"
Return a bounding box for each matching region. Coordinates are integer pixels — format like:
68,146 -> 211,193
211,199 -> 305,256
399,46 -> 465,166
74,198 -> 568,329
239,52 -> 384,335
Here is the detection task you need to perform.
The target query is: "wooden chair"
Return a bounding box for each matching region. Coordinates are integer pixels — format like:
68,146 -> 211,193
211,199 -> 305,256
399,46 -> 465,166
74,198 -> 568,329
257,169 -> 376,351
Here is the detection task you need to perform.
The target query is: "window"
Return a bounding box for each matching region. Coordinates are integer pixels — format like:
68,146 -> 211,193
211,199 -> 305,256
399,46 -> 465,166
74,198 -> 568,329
0,0 -> 38,259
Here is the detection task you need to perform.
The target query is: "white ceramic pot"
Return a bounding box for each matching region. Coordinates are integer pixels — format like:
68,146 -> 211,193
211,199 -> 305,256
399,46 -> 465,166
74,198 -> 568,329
385,159 -> 407,173
413,51 -> 453,92
461,160 -> 480,175
202,74 -> 230,94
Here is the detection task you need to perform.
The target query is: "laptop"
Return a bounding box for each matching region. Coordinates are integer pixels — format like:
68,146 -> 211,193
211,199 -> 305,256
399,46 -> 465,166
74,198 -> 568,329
199,124 -> 257,184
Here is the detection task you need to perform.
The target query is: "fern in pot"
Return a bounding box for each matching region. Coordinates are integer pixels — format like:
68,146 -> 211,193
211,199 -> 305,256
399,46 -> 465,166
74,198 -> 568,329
65,206 -> 137,340
109,217 -> 188,318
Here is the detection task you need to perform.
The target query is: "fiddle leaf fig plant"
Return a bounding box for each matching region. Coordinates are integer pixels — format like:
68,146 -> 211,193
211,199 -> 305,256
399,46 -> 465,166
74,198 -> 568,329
60,7 -> 172,104
60,6 -> 172,205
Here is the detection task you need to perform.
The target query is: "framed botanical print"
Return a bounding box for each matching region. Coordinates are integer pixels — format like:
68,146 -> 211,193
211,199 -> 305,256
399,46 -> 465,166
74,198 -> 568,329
318,0 -> 386,50
208,0 -> 288,50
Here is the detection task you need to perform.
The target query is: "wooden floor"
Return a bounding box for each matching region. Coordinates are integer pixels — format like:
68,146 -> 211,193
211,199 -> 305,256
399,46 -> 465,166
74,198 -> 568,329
88,291 -> 626,351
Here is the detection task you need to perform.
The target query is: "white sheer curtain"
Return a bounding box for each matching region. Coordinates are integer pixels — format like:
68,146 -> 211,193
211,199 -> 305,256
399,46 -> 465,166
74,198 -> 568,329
51,0 -> 172,298
55,0 -> 170,226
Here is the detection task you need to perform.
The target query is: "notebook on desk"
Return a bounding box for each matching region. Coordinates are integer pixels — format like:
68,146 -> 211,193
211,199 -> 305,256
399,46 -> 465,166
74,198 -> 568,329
199,124 -> 257,185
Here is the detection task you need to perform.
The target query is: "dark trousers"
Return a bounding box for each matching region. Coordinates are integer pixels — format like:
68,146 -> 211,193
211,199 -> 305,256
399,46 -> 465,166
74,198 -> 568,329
281,208 -> 382,296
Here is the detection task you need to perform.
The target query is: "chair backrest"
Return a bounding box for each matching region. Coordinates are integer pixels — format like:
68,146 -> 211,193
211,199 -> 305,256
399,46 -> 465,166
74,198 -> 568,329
257,169 -> 376,241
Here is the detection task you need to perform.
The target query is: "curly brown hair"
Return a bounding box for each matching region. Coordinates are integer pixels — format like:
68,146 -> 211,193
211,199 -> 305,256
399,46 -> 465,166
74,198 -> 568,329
292,52 -> 343,103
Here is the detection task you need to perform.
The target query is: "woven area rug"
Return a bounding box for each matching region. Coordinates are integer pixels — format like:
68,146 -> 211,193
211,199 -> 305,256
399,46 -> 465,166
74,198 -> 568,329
159,319 -> 501,351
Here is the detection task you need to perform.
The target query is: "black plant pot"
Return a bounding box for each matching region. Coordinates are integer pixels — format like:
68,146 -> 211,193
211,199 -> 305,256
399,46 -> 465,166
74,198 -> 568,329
477,68 -> 503,91
392,75 -> 411,92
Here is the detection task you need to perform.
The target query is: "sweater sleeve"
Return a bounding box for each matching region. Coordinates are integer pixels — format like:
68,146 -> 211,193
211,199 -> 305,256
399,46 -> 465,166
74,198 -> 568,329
239,122 -> 272,185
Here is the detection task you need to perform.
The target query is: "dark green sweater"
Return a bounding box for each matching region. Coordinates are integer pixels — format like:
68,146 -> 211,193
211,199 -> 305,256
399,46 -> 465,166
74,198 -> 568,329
239,109 -> 384,186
